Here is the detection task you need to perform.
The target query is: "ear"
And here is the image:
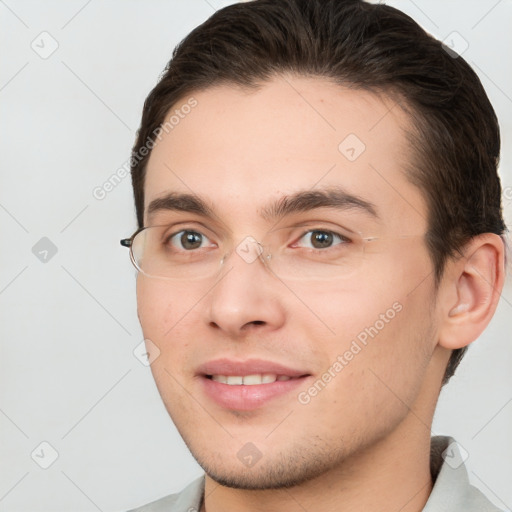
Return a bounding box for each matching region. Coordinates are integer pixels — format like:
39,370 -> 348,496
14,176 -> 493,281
437,233 -> 506,350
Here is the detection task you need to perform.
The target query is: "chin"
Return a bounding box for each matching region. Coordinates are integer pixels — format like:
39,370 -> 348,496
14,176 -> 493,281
189,442 -> 347,490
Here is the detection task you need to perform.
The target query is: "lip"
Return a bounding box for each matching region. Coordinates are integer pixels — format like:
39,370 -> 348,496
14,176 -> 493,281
197,358 -> 311,411
197,358 -> 309,378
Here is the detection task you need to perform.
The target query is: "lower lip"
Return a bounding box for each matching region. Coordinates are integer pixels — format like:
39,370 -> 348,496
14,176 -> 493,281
200,376 -> 309,411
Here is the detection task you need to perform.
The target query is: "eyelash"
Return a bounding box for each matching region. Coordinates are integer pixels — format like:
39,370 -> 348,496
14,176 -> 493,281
165,228 -> 352,251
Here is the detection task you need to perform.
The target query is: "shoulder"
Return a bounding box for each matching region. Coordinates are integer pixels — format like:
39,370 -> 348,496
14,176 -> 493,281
464,484 -> 505,512
127,475 -> 205,512
426,436 -> 504,512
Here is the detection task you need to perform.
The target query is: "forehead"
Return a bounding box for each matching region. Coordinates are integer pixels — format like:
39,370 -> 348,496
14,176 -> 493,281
144,75 -> 427,234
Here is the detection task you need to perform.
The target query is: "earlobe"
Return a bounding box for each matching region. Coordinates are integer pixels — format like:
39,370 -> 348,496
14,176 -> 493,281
438,233 -> 505,350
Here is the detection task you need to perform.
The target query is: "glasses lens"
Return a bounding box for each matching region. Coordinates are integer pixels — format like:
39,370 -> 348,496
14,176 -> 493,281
261,229 -> 364,281
131,226 -> 222,280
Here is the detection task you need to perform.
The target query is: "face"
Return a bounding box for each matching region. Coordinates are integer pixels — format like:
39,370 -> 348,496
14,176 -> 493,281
137,76 -> 440,489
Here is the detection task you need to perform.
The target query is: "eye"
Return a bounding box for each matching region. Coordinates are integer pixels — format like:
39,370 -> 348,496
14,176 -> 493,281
167,230 -> 213,251
295,229 -> 350,250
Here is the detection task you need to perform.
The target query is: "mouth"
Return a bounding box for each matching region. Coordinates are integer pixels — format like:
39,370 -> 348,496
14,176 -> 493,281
197,359 -> 311,411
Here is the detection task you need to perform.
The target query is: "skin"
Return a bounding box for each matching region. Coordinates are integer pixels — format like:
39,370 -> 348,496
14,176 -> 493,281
136,75 -> 504,512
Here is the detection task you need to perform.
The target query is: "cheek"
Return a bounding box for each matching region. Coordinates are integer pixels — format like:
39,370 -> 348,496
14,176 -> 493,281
136,276 -> 200,340
298,254 -> 435,390
136,276 -> 197,407
136,277 -> 168,339
289,282 -> 434,444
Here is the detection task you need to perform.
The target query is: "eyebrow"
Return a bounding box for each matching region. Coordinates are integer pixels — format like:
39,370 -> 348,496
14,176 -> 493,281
146,187 -> 378,225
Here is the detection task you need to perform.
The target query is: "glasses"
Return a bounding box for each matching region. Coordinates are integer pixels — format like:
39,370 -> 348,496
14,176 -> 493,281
120,224 -> 422,281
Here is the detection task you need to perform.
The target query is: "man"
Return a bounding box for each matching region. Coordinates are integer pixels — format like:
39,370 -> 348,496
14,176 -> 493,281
121,0 -> 507,510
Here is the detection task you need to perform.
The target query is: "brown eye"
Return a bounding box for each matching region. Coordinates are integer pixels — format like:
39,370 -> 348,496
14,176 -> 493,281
168,230 -> 208,250
297,230 -> 349,250
310,231 -> 334,248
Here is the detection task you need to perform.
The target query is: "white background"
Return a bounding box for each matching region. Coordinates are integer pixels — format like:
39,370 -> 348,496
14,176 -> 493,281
1,1 -> 511,510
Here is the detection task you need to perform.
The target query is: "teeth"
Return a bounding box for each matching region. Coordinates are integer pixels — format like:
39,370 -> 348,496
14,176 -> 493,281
243,374 -> 265,385
210,374 -> 293,385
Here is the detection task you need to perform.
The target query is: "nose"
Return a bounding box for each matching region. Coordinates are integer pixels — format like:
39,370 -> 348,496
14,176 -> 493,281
204,236 -> 286,338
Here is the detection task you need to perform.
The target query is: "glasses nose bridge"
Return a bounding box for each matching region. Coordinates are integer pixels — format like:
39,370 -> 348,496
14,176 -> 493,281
221,235 -> 272,271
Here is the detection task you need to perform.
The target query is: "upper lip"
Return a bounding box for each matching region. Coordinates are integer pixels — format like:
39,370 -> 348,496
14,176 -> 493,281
197,358 -> 310,378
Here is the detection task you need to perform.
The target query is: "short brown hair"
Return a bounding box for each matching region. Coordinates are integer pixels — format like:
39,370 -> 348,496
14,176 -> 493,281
129,0 -> 506,384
